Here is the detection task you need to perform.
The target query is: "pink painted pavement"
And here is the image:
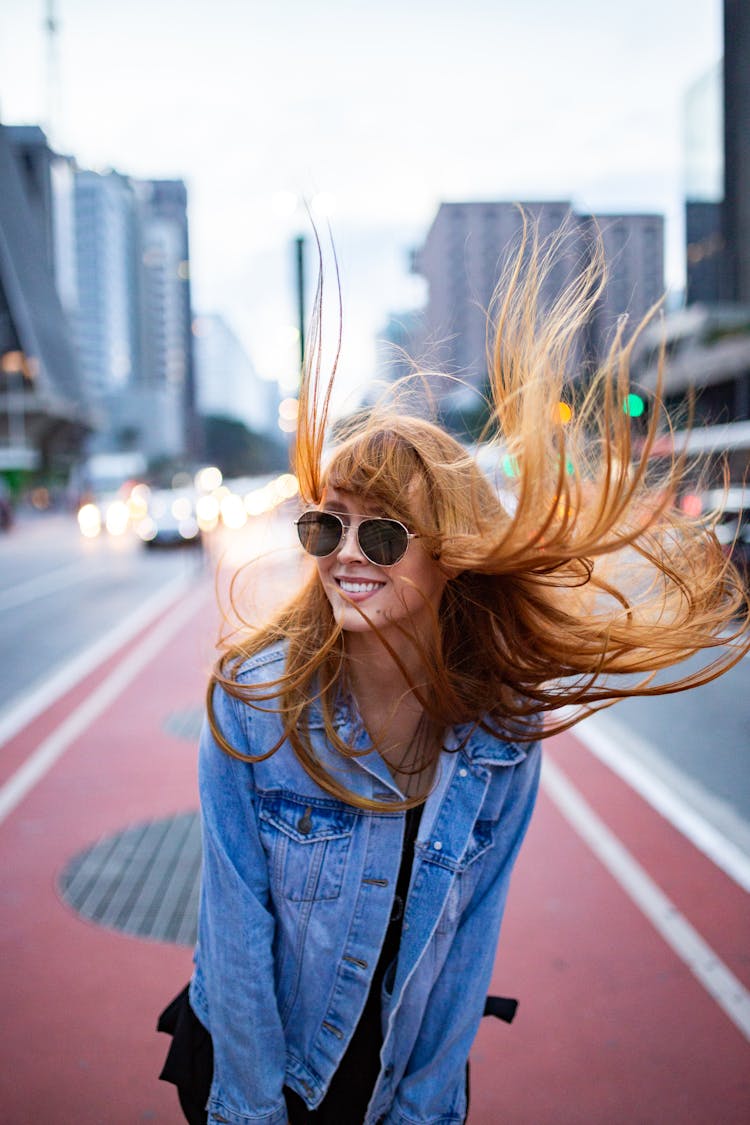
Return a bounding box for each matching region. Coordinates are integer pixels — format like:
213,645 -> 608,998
0,572 -> 748,1124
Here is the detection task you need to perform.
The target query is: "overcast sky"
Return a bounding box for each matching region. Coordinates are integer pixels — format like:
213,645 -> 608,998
0,0 -> 723,404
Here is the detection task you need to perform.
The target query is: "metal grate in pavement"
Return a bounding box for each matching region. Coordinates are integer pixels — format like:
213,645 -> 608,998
58,811 -> 201,946
163,706 -> 204,742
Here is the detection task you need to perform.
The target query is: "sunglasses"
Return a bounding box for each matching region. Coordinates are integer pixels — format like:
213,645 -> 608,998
295,510 -> 419,567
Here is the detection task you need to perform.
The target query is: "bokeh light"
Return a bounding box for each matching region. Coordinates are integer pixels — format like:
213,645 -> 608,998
77,503 -> 101,538
623,393 -> 645,417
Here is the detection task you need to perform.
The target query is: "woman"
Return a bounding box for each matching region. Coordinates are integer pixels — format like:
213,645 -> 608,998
159,223 -> 749,1125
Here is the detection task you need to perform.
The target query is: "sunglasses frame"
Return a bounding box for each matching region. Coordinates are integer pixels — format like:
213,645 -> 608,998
295,509 -> 419,567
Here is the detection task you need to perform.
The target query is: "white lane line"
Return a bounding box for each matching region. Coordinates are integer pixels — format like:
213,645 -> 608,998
0,562 -> 96,612
574,715 -> 750,893
0,582 -> 210,827
0,571 -> 196,750
542,756 -> 750,1043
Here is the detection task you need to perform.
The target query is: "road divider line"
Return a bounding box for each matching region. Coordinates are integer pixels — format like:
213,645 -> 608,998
574,714 -> 750,893
542,756 -> 750,1043
0,561 -> 98,613
0,583 -> 210,826
0,571 -> 197,751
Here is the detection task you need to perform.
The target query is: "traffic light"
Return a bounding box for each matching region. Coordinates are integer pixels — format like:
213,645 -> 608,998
623,393 -> 645,417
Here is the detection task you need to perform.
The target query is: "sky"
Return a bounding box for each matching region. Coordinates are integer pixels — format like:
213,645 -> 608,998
0,0 -> 723,406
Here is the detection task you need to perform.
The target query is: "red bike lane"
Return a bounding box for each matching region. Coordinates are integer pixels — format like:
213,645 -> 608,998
0,571 -> 748,1124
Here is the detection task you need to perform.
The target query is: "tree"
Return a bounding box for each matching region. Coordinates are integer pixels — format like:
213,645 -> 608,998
202,416 -> 287,477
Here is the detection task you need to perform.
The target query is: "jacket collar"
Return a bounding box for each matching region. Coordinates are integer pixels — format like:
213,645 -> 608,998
307,698 -> 528,766
444,722 -> 529,766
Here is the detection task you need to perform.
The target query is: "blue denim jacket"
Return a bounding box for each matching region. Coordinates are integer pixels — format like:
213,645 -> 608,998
190,642 -> 541,1125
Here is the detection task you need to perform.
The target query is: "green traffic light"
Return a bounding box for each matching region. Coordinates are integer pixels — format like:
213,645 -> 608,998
623,393 -> 645,417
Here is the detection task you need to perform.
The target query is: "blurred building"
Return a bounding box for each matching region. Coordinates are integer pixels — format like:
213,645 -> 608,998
579,212 -> 664,362
683,63 -> 724,304
0,124 -> 92,476
674,3 -> 750,428
73,170 -> 140,403
2,123 -> 200,472
410,201 -> 663,415
631,304 -> 750,425
684,3 -> 750,308
192,312 -> 278,435
411,201 -> 576,389
375,310 -> 425,381
133,180 -> 199,462
723,0 -> 750,306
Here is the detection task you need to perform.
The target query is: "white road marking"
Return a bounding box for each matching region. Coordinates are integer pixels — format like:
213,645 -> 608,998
542,756 -> 750,1043
0,581 -> 209,826
575,714 -> 750,893
0,571 -> 196,750
0,561 -> 97,613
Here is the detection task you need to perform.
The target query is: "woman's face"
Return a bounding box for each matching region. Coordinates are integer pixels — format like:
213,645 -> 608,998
314,486 -> 448,640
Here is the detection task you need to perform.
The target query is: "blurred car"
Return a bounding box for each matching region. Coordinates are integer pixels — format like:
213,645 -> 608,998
77,490 -> 131,539
135,487 -> 201,548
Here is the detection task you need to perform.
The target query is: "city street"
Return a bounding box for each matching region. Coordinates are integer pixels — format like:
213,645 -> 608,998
0,509 -> 748,1123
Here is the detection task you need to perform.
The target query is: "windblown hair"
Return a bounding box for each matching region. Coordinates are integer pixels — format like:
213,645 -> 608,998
209,218 -> 750,809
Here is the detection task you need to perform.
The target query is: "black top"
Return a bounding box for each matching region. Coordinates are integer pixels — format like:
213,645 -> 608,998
286,803 -> 424,1125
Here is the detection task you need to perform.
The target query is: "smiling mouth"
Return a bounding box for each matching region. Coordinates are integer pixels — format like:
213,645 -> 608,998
336,578 -> 385,595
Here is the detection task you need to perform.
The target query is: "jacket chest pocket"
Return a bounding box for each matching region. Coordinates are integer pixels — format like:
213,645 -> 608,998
436,818 -> 494,934
258,795 -> 355,902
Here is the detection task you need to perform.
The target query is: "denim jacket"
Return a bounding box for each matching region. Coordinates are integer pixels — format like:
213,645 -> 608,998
190,642 -> 541,1125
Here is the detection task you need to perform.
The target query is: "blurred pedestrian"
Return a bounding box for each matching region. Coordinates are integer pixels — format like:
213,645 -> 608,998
158,220 -> 749,1125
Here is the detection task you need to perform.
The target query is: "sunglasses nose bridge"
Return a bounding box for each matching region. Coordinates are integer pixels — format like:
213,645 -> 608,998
335,519 -> 367,562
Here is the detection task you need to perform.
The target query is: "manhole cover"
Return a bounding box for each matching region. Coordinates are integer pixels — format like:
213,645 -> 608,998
163,707 -> 204,742
59,811 -> 201,946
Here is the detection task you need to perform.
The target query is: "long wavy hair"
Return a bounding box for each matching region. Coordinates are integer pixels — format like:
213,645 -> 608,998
209,217 -> 750,809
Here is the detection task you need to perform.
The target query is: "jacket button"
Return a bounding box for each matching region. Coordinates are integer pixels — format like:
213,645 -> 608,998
459,768 -> 468,777
298,807 -> 313,834
433,840 -> 443,850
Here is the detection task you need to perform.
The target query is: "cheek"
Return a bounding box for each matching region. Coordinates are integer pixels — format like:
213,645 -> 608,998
395,566 -> 448,612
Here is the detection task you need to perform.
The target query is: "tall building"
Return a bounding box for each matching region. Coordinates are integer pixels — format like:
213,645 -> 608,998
1,125 -> 200,472
683,4 -> 750,307
410,201 -> 664,411
411,201 -> 576,387
723,0 -> 750,304
683,63 -> 725,303
4,126 -> 57,274
580,213 -> 665,363
73,169 -> 140,403
134,180 -> 199,461
193,312 -> 278,436
0,125 -> 91,474
64,173 -> 197,464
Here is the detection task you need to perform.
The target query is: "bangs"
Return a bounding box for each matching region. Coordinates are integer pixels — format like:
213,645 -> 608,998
324,429 -> 430,525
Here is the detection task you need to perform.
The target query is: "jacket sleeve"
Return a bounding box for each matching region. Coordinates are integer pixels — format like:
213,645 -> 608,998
192,682 -> 289,1125
385,742 -> 542,1125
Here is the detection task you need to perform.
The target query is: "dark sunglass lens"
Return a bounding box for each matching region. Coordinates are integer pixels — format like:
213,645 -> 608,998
297,512 -> 342,556
358,519 -> 408,565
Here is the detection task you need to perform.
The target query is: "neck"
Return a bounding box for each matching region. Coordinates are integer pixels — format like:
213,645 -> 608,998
344,630 -> 429,711
343,633 -> 440,800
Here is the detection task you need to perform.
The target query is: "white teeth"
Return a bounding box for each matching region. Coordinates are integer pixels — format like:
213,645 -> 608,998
339,580 -> 382,594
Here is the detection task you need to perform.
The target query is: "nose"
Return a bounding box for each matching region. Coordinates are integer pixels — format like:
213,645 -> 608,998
335,522 -> 367,563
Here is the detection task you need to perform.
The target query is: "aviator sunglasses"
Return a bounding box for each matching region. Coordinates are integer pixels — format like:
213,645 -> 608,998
295,510 -> 419,567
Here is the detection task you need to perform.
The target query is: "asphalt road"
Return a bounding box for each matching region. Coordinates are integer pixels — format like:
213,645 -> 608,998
0,511 -> 204,715
1,508 -> 748,857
